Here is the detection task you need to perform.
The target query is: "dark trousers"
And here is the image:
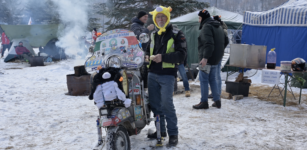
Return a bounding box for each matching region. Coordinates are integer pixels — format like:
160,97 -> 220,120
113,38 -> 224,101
1,44 -> 10,57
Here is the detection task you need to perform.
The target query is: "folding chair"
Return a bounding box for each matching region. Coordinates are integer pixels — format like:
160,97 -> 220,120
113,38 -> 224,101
16,54 -> 26,64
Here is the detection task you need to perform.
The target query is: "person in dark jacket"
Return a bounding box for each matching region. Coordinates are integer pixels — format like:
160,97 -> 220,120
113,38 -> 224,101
207,15 -> 229,98
131,11 -> 154,88
193,10 -> 229,109
178,45 -> 191,97
171,24 -> 190,97
145,6 -> 186,147
130,10 -> 154,49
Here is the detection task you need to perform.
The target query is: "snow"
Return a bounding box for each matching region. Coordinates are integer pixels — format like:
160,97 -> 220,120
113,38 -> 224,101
1,59 -> 307,150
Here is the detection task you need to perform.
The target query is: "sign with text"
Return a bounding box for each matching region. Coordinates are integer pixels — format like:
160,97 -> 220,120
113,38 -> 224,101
261,69 -> 280,84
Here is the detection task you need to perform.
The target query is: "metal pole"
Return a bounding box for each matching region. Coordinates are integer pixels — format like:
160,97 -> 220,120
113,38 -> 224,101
103,0 -> 105,32
283,73 -> 288,107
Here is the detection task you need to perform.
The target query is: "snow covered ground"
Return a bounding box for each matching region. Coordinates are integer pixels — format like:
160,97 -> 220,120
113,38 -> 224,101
1,59 -> 307,150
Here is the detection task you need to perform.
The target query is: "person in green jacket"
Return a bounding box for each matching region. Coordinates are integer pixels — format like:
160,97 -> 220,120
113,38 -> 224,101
193,10 -> 229,109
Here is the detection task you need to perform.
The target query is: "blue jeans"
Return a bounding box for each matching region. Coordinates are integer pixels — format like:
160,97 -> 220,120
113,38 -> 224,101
217,60 -> 222,95
209,60 -> 222,95
178,64 -> 190,91
148,72 -> 178,136
199,64 -> 220,102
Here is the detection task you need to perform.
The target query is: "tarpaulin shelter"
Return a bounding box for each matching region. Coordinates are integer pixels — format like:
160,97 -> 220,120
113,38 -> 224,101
170,7 -> 243,66
0,24 -> 64,62
242,0 -> 307,66
4,39 -> 36,62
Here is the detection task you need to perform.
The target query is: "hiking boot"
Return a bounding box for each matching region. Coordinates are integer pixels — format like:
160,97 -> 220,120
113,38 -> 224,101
192,102 -> 209,109
212,100 -> 221,108
208,93 -> 213,98
147,131 -> 167,139
185,91 -> 190,97
168,135 -> 178,146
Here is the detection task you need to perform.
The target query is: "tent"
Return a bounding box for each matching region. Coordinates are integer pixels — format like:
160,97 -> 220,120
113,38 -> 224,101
0,24 -> 63,47
0,24 -> 65,62
170,7 -> 243,66
242,0 -> 307,66
4,39 -> 36,62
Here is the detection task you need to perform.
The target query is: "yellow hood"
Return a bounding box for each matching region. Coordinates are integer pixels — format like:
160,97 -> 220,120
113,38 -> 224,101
149,6 -> 172,35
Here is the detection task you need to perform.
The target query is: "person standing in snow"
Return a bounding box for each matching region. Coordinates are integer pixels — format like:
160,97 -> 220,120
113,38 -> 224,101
131,11 -> 155,88
177,45 -> 191,97
193,10 -> 228,109
207,15 -> 229,99
1,31 -> 10,58
145,6 -> 186,146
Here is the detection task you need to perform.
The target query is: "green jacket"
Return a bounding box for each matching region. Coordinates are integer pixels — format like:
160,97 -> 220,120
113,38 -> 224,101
198,18 -> 228,65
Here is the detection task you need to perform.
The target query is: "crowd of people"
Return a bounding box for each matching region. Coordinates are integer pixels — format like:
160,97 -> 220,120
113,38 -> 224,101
129,6 -> 229,146
2,5 -> 229,147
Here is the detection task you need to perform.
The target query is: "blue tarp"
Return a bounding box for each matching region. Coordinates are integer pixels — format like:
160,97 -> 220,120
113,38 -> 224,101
242,0 -> 307,66
242,25 -> 307,66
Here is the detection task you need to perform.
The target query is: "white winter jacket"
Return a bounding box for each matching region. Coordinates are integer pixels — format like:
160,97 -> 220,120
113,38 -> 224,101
94,81 -> 127,108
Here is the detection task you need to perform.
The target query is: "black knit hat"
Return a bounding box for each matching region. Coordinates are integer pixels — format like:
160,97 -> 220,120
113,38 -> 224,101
137,11 -> 147,19
213,15 -> 221,22
198,9 -> 211,20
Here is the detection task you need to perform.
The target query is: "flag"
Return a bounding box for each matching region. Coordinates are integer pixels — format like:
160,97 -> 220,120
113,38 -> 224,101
28,17 -> 32,25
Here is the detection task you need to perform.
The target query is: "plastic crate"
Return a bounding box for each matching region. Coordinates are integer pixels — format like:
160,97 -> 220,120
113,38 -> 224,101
225,81 -> 251,97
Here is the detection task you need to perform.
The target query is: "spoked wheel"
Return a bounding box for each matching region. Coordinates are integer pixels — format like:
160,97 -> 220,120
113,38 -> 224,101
106,126 -> 130,150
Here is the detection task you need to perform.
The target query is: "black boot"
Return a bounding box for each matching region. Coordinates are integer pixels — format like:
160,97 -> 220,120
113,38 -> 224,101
212,100 -> 221,108
208,93 -> 213,98
192,102 -> 209,109
168,135 -> 178,146
147,131 -> 167,139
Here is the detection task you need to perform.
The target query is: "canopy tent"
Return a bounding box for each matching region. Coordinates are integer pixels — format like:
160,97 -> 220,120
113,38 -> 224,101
170,7 -> 243,66
0,24 -> 65,62
4,39 -> 36,62
0,24 -> 63,48
242,0 -> 307,66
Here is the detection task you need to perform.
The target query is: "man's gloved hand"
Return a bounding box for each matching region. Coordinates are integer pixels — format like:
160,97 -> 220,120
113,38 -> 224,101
124,99 -> 131,108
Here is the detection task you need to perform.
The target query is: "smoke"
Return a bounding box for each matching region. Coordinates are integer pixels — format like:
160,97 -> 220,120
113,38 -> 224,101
51,0 -> 89,65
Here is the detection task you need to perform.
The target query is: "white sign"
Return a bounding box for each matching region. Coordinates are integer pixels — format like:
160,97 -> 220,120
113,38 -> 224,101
261,69 -> 280,84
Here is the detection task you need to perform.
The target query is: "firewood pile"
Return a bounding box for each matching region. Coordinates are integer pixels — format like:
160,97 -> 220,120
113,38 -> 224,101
235,73 -> 252,83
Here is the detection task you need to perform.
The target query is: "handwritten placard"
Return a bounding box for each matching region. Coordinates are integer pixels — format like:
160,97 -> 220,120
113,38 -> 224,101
261,69 -> 280,84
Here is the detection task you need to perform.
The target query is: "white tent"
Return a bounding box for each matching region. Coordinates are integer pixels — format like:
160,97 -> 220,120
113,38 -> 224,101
4,39 -> 36,62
